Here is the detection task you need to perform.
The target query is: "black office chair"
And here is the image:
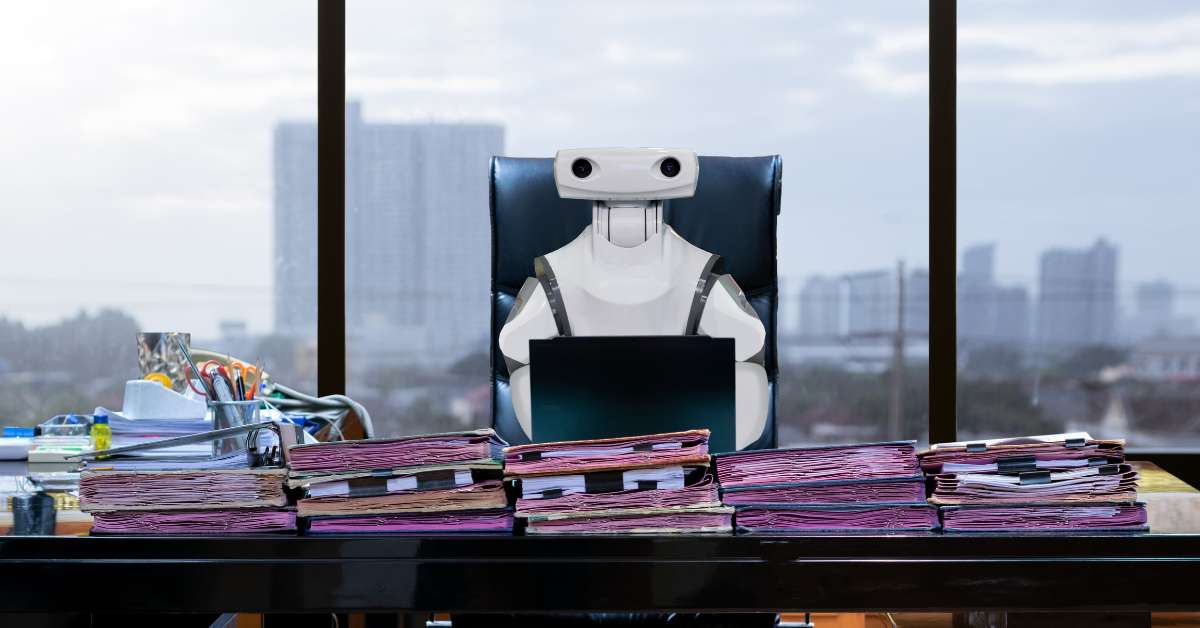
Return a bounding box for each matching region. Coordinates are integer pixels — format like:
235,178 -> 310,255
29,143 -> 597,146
489,155 -> 782,451
461,155 -> 786,628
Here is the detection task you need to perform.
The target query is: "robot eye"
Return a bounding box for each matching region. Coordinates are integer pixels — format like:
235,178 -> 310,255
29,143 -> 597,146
571,158 -> 593,179
659,157 -> 681,178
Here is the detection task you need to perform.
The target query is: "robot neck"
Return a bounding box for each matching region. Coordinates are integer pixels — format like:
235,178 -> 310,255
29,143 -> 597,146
592,200 -> 663,248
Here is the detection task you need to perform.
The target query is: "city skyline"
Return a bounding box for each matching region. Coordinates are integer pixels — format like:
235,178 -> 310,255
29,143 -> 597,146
3,1 -> 1200,338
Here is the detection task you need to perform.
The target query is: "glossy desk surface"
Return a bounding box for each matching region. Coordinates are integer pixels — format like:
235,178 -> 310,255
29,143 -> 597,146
0,463 -> 1197,613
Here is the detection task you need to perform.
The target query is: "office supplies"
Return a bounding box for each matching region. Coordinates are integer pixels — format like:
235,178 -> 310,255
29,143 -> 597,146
175,333 -> 213,398
528,337 -> 736,453
503,429 -> 710,477
918,432 -> 1125,474
119,379 -> 207,421
720,476 -> 927,506
136,332 -> 192,394
90,508 -> 296,535
714,441 -> 920,487
90,413 -> 111,452
11,492 -> 57,536
734,503 -> 939,533
939,502 -> 1148,532
0,428 -> 34,460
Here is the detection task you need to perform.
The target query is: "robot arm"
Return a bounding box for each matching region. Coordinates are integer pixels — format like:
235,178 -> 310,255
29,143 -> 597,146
498,277 -> 560,367
697,274 -> 766,362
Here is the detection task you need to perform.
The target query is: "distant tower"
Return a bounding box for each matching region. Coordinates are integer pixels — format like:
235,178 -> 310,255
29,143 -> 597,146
798,276 -> 842,338
273,102 -> 505,367
1037,239 -> 1118,348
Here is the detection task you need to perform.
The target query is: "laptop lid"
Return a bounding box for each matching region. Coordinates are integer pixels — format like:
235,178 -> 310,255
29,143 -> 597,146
529,335 -> 736,453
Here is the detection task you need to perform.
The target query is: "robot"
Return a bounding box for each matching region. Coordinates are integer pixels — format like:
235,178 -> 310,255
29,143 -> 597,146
498,148 -> 769,449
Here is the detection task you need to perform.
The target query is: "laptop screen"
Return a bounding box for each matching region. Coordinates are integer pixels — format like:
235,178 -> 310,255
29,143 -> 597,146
529,336 -> 736,453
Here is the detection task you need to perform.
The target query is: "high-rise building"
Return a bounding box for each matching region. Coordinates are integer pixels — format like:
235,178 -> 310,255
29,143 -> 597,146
844,267 -> 928,337
798,276 -> 842,338
958,243 -> 1029,348
273,102 -> 505,367
273,122 -> 318,337
961,243 -> 994,283
1037,238 -> 1118,348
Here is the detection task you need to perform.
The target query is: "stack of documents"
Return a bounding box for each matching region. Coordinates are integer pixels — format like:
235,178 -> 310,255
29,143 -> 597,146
505,430 -> 731,534
288,429 -> 513,534
921,433 -> 1148,532
715,441 -> 938,533
91,406 -> 213,460
81,468 -> 295,534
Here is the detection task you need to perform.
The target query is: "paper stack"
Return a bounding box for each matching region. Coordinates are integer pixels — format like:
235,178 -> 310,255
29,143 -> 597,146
505,430 -> 731,534
288,429 -> 513,534
921,433 -> 1148,532
715,441 -> 938,533
81,468 -> 295,534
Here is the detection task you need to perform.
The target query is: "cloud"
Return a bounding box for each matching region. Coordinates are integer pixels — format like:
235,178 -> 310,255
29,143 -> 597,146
845,13 -> 1200,94
843,23 -> 928,96
959,16 -> 1200,85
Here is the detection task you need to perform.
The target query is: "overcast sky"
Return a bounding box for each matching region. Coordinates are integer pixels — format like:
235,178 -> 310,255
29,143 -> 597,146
1,0 -> 1198,337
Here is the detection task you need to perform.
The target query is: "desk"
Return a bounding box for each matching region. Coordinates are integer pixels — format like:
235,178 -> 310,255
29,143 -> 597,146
0,466 -> 1198,620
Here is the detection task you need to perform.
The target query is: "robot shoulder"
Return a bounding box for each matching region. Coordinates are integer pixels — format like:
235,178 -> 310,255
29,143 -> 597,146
498,277 -> 559,366
698,273 -> 766,362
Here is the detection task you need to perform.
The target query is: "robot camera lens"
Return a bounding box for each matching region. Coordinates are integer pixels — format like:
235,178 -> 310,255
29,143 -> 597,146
571,158 -> 593,178
660,157 -> 681,178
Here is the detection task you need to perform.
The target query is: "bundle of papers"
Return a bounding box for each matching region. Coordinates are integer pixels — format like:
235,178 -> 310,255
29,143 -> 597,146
921,433 -> 1145,533
507,430 -> 732,535
503,430 -> 711,477
940,503 -> 1148,533
918,432 -> 1125,474
291,429 -> 512,535
928,464 -> 1140,505
714,441 -> 921,487
720,477 -> 926,506
91,509 -> 296,534
80,468 -> 294,535
97,407 -> 213,459
81,469 -> 288,510
735,504 -> 938,532
288,429 -> 506,476
715,441 -> 933,533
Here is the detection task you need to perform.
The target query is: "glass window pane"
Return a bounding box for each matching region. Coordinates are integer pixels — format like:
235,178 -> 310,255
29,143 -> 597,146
347,1 -> 929,444
0,3 -> 317,423
958,0 -> 1200,446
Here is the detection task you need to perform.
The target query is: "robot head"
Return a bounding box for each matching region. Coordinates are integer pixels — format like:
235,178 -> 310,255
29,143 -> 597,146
554,148 -> 698,202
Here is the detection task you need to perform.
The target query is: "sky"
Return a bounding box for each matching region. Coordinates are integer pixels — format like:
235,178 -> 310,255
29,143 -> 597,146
1,0 -> 1198,337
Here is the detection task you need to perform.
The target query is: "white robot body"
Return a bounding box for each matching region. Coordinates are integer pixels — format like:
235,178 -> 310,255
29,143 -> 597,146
498,148 -> 770,449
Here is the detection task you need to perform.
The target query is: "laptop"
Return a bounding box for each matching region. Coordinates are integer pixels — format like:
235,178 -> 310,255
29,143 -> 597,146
529,335 -> 736,453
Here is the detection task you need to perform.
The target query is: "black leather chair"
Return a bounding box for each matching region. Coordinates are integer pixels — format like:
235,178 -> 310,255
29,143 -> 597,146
489,155 -> 782,450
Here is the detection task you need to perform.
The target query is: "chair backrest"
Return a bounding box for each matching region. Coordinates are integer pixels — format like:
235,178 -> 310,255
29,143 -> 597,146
490,155 -> 782,449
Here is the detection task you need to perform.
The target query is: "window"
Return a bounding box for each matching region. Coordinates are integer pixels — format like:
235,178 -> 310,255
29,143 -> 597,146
0,2 -> 317,424
957,0 -> 1200,446
343,0 -> 930,442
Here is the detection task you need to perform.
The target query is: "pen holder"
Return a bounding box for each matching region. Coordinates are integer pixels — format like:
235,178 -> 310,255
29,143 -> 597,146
209,400 -> 261,457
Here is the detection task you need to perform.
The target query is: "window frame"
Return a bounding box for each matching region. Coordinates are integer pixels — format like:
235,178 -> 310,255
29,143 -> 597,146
312,0 -> 1197,477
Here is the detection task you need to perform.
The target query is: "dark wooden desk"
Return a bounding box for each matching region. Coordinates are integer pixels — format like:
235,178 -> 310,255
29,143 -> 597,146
0,464 -> 1197,624
0,532 -> 1198,615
